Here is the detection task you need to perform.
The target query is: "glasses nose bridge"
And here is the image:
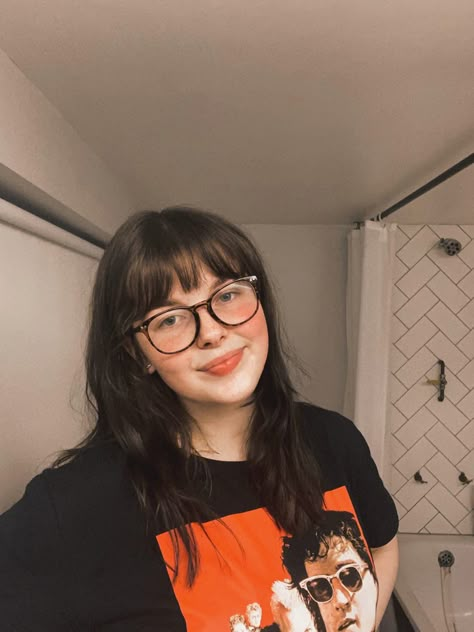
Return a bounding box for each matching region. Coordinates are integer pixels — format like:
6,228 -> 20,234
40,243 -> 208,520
331,575 -> 352,602
191,297 -> 223,329
191,296 -> 214,318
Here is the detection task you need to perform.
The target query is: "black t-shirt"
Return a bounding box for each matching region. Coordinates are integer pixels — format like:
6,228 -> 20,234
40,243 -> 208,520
0,403 -> 398,631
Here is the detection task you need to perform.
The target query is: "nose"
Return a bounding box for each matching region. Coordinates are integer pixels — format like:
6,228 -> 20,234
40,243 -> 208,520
331,578 -> 352,609
195,303 -> 228,347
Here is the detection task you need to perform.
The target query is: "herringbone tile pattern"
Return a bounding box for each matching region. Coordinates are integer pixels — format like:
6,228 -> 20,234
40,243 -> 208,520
390,224 -> 474,534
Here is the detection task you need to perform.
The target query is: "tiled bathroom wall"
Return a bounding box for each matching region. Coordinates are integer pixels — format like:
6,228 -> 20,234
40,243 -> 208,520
389,224 -> 474,535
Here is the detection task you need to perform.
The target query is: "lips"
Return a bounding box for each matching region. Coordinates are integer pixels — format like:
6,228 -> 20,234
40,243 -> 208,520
199,348 -> 244,371
338,618 -> 357,630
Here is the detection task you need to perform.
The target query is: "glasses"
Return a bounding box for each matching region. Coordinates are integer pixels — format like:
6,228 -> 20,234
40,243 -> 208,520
299,564 -> 368,604
131,276 -> 259,354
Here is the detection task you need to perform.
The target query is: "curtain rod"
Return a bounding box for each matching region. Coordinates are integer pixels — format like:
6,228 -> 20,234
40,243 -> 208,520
354,152 -> 473,228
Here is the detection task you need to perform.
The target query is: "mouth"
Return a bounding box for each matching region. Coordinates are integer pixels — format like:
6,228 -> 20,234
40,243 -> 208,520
199,348 -> 244,371
338,618 -> 357,631
199,348 -> 244,376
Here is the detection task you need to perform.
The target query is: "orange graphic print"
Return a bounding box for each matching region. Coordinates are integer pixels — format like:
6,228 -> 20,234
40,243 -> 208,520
156,486 -> 378,632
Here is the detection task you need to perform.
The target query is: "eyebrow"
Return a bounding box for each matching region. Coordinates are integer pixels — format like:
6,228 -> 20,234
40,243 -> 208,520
335,559 -> 357,570
157,277 -> 231,309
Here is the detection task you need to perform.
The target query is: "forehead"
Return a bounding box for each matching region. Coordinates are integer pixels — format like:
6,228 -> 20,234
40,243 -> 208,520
171,267 -> 227,292
152,270 -> 234,311
164,269 -> 231,303
304,537 -> 360,575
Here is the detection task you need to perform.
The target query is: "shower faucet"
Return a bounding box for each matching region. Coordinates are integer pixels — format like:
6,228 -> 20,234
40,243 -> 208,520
425,359 -> 447,401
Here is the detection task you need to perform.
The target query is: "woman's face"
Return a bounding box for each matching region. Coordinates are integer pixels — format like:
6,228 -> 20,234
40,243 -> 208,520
134,267 -> 269,414
303,536 -> 377,632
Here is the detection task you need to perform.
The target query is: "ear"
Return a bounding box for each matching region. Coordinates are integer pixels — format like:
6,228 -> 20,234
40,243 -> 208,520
123,335 -> 155,374
145,362 -> 156,375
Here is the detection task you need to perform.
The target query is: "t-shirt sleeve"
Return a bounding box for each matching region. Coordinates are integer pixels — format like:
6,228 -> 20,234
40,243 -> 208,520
341,415 -> 399,548
0,470 -> 72,630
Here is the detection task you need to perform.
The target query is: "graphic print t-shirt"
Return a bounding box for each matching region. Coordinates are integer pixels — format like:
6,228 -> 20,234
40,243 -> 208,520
155,404 -> 398,632
0,403 -> 399,631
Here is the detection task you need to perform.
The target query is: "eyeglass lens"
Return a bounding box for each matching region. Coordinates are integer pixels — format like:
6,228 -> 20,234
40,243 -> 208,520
147,280 -> 258,353
305,566 -> 363,603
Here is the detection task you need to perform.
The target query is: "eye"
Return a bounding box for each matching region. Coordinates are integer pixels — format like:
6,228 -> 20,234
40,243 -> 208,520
218,291 -> 236,303
149,310 -> 191,332
339,566 -> 363,590
159,315 -> 179,328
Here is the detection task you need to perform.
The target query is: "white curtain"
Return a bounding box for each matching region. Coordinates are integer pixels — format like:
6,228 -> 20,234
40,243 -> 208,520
343,219 -> 398,483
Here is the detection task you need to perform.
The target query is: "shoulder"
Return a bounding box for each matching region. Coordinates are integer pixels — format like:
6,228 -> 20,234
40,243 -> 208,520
295,401 -> 372,478
43,440 -> 126,492
296,400 -> 361,445
2,441 -> 136,539
2,441 -> 125,516
41,441 -> 136,524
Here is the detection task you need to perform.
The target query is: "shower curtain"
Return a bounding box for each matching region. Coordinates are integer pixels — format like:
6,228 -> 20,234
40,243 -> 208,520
343,219 -> 398,483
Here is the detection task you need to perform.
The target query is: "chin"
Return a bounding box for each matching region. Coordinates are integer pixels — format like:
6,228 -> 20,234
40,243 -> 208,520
184,385 -> 256,409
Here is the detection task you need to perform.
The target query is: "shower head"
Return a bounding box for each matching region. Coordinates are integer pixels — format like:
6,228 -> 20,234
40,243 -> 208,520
439,238 -> 462,256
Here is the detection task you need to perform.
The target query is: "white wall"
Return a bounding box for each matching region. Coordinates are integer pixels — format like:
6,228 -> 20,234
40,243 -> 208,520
0,49 -> 134,240
245,224 -> 349,412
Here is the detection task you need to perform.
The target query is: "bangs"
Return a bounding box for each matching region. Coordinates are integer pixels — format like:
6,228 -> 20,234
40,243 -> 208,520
122,211 -> 255,325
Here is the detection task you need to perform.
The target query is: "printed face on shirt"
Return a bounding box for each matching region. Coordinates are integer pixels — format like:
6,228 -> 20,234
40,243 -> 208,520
246,602 -> 262,627
303,536 -> 377,632
135,267 -> 269,415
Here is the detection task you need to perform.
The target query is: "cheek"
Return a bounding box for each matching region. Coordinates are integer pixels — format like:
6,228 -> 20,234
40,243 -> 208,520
152,354 -> 188,386
240,305 -> 269,348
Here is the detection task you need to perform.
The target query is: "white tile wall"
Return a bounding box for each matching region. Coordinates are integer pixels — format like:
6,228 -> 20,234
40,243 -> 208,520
458,359 -> 474,389
425,393 -> 470,433
390,405 -> 407,433
395,381 -> 435,419
425,453 -> 464,495
427,301 -> 470,343
390,467 -> 407,494
458,420 -> 474,449
395,408 -> 438,449
426,331 -> 470,373
458,329 -> 474,358
458,389 -> 474,419
458,299 -> 474,328
426,422 -> 468,463
395,346 -> 438,388
391,225 -> 474,534
427,271 -> 471,313
396,472 -> 437,510
398,498 -> 437,532
459,270 -> 474,298
394,437 -> 437,479
460,240 -> 474,268
393,497 -> 407,520
425,513 -> 458,534
426,369 -> 468,406
425,483 -> 469,525
427,246 -> 471,283
456,484 -> 473,511
397,257 -> 438,297
456,512 -> 473,534
396,317 -> 438,359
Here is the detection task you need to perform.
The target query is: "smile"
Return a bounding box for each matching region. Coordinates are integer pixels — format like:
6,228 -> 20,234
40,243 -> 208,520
201,349 -> 244,376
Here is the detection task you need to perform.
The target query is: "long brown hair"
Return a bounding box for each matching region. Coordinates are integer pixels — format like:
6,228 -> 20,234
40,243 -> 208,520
52,207 -> 324,585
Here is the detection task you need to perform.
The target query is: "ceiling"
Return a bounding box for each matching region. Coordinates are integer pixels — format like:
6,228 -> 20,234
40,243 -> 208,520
0,0 -> 473,225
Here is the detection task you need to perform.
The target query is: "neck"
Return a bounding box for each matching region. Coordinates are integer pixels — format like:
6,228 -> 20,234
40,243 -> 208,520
184,400 -> 254,461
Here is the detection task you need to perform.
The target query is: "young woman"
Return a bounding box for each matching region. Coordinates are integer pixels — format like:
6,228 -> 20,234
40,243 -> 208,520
0,207 -> 399,631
